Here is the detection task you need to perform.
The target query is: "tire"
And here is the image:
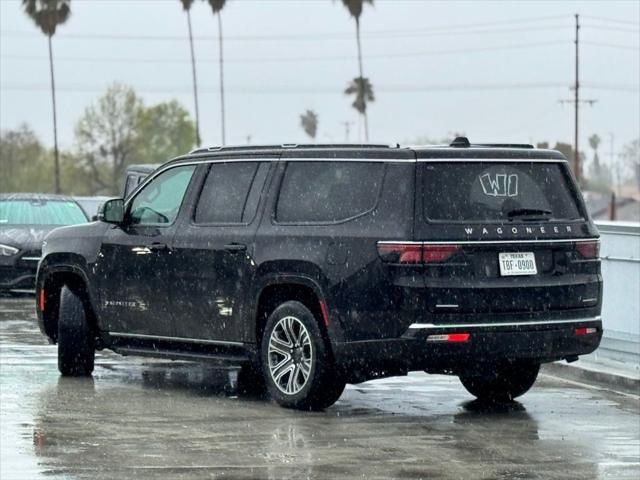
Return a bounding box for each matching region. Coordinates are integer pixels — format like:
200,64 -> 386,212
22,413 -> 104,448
261,301 -> 345,410
57,286 -> 95,376
459,362 -> 540,402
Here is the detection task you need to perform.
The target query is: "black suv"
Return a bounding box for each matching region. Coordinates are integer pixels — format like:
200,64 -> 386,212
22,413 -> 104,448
36,140 -> 602,410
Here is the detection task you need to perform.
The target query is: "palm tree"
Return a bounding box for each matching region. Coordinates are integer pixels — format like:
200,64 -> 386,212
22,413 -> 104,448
180,0 -> 201,147
206,0 -> 227,145
300,110 -> 318,140
22,0 -> 71,194
345,77 -> 374,130
339,0 -> 373,141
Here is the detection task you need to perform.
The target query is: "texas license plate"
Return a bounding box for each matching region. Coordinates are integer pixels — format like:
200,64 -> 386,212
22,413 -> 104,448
498,252 -> 537,276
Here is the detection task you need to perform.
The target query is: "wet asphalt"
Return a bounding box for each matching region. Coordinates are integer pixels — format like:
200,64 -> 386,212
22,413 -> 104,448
0,296 -> 639,480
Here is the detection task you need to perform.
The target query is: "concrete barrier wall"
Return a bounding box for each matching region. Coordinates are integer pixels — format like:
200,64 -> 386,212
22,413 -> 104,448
594,221 -> 640,365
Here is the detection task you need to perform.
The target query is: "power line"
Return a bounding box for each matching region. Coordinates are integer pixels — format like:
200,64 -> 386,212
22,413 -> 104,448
2,82 -> 635,95
0,82 -> 578,94
582,24 -> 640,34
0,15 -> 569,42
0,41 -> 571,65
582,41 -> 640,51
581,83 -> 640,93
0,24 -> 573,42
581,15 -> 640,27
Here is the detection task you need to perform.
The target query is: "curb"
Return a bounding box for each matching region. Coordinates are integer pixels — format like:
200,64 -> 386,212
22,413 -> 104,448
542,362 -> 640,395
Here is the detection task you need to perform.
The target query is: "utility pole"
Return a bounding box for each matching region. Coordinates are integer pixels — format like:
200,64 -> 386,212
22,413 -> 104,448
609,132 -> 622,195
574,13 -> 580,182
342,121 -> 354,142
558,14 -> 597,184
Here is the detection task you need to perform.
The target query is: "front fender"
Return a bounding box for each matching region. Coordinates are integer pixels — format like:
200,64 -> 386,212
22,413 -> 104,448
36,255 -> 97,341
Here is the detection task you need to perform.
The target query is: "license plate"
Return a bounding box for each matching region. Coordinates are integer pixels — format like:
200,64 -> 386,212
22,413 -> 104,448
498,252 -> 537,276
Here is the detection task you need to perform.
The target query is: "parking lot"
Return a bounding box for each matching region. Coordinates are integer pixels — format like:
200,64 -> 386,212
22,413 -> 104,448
1,296 -> 639,480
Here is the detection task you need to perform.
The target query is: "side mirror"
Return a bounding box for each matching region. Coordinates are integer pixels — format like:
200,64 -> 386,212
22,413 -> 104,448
98,198 -> 125,224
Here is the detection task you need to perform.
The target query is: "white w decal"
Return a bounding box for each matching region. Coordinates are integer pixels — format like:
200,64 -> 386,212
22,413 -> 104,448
479,173 -> 519,197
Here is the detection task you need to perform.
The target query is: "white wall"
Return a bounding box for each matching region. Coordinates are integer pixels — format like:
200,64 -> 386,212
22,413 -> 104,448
594,221 -> 640,365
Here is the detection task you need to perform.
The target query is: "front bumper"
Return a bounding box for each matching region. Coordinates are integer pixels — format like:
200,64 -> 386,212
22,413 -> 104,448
333,316 -> 602,382
0,256 -> 39,291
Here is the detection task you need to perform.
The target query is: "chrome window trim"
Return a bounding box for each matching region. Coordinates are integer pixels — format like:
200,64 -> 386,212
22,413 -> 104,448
109,332 -> 244,347
281,157 -> 414,163
408,316 -> 601,330
377,238 -> 600,245
416,158 -> 568,163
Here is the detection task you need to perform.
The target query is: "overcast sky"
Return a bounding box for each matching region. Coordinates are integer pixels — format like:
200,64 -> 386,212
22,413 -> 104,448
1,0 -> 638,162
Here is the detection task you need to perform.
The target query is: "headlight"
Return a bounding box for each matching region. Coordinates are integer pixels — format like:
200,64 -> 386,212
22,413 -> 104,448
0,244 -> 19,256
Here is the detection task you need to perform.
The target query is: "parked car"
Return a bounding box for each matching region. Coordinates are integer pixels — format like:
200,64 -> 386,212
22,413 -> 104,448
35,140 -> 602,409
122,164 -> 160,198
0,194 -> 88,293
73,196 -> 111,220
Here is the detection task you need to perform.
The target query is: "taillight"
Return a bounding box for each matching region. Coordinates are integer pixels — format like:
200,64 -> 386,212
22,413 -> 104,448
422,244 -> 460,263
377,243 -> 423,264
377,242 -> 460,264
575,240 -> 600,259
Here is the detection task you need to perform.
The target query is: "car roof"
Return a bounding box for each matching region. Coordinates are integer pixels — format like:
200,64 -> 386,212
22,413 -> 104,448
167,139 -> 566,166
0,193 -> 78,202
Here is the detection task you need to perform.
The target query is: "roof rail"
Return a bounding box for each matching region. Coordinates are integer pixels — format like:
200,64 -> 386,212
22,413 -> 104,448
475,143 -> 534,149
188,143 -> 395,155
449,137 -> 533,149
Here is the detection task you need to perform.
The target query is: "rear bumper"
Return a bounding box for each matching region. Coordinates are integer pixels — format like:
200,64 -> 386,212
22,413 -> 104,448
333,316 -> 602,383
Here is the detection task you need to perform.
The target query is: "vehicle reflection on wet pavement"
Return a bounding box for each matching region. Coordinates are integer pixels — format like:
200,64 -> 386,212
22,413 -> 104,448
1,297 -> 638,479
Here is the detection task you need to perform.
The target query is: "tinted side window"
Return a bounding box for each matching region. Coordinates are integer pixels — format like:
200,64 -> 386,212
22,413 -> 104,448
276,161 -> 385,223
194,162 -> 260,224
129,165 -> 195,226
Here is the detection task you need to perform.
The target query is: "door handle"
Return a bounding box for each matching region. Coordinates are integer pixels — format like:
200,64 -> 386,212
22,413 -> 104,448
148,242 -> 169,251
224,243 -> 247,253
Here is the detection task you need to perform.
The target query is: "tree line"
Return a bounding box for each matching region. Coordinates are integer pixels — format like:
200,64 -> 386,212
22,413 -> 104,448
19,0 -> 376,194
1,85 -> 196,195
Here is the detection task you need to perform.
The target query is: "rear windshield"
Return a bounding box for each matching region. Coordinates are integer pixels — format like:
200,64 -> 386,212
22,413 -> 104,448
0,199 -> 88,225
422,162 -> 583,222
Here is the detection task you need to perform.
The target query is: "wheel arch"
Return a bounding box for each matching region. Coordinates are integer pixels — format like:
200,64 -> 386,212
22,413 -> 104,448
38,261 -> 98,343
251,273 -> 344,352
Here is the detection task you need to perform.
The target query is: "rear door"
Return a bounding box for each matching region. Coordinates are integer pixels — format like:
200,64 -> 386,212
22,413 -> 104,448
170,158 -> 273,342
413,157 -> 600,315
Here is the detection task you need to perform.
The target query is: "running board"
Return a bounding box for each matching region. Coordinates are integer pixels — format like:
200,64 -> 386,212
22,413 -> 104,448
112,346 -> 250,365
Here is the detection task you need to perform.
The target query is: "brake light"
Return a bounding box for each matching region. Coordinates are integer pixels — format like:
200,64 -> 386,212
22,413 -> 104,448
426,333 -> 470,343
575,240 -> 600,259
377,242 -> 460,264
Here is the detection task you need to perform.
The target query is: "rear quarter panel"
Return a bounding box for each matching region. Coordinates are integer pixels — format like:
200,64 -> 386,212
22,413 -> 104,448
254,161 -> 415,342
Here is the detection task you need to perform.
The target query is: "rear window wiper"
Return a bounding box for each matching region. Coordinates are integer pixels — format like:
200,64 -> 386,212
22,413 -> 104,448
506,208 -> 552,220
